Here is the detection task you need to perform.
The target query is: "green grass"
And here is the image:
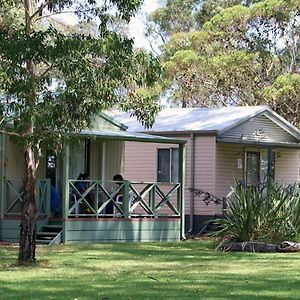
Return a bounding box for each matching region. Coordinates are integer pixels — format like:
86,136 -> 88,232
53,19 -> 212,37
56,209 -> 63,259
0,240 -> 299,300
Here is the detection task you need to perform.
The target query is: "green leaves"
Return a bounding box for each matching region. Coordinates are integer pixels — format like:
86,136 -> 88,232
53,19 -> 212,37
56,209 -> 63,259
153,0 -> 300,123
264,74 -> 300,126
0,0 -> 161,150
212,182 -> 300,243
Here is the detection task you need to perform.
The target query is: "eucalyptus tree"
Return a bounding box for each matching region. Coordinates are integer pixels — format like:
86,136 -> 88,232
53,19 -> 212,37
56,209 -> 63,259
159,0 -> 300,126
0,0 -> 161,263
145,0 -> 262,44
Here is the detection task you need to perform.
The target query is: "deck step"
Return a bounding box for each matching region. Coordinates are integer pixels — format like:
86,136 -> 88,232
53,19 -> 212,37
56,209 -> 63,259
43,224 -> 62,229
37,232 -> 58,236
36,222 -> 62,245
36,239 -> 51,245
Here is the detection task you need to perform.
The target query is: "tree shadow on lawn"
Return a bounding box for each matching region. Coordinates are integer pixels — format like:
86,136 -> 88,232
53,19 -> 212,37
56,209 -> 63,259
1,241 -> 299,299
59,240 -> 300,265
0,267 -> 299,300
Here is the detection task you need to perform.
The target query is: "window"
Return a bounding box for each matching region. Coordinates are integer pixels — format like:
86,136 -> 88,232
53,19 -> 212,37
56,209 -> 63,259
157,148 -> 179,183
246,149 -> 275,187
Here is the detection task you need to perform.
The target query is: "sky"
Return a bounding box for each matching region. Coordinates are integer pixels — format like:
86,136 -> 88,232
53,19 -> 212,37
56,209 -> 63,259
54,1 -> 161,51
128,1 -> 160,51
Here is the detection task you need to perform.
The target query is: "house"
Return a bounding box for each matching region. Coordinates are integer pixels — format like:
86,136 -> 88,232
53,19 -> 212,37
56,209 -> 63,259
0,113 -> 186,244
109,106 -> 300,234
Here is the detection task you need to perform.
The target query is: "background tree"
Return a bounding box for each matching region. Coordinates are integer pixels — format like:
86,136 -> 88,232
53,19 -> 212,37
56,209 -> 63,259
0,0 -> 161,263
150,0 -> 300,126
145,0 -> 262,44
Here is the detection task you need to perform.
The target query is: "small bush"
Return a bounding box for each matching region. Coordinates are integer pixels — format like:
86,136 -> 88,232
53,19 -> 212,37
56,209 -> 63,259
211,181 -> 300,243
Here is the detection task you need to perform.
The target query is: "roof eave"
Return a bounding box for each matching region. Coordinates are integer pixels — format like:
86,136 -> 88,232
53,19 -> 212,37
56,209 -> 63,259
77,130 -> 186,145
137,130 -> 219,136
98,112 -> 128,131
217,138 -> 300,148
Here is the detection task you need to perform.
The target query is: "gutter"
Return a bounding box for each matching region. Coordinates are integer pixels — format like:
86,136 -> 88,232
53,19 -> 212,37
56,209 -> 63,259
188,133 -> 195,233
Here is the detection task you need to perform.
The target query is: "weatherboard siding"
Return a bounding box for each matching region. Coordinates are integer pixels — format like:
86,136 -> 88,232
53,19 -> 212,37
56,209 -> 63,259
91,114 -> 124,132
219,114 -> 298,143
215,143 -> 244,198
275,149 -> 300,184
64,218 -> 180,243
5,137 -> 45,179
193,136 -> 217,215
124,141 -> 157,182
124,136 -> 192,215
0,219 -> 46,242
124,136 -> 219,216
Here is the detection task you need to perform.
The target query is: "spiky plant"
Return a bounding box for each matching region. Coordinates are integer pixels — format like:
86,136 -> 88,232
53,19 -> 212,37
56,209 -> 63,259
211,181 -> 300,243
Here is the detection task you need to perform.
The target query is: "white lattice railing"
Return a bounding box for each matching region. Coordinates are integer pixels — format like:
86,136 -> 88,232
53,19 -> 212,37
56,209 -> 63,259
4,178 -> 51,216
67,180 -> 181,218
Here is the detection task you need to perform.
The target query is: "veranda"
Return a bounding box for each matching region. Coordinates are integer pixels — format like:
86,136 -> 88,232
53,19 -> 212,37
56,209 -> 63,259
0,129 -> 186,244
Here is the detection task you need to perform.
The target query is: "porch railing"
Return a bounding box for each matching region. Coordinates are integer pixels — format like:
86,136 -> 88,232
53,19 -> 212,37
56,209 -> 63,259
67,180 -> 181,218
4,178 -> 51,216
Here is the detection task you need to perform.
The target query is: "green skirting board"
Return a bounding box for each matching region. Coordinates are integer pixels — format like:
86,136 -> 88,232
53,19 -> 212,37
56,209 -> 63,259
0,218 -> 181,243
63,218 -> 181,243
0,219 -> 20,242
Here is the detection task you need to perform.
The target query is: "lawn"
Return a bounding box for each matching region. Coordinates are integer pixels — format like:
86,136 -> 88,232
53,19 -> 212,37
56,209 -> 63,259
0,240 -> 299,300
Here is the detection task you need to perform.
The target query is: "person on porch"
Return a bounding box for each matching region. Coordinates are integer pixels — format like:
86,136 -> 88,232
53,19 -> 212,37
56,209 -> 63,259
50,184 -> 60,217
113,173 -> 124,200
74,173 -> 93,213
105,174 -> 124,214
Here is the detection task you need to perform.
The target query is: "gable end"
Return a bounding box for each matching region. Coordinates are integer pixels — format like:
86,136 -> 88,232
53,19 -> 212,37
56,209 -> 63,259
217,114 -> 299,144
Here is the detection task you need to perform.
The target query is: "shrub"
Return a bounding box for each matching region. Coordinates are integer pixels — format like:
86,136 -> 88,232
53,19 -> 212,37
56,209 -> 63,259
211,181 -> 300,243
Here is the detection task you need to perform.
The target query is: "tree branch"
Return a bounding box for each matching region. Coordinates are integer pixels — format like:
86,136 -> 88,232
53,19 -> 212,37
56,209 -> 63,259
0,129 -> 21,137
30,1 -> 49,24
35,8 -> 95,22
37,64 -> 55,81
35,10 -> 77,22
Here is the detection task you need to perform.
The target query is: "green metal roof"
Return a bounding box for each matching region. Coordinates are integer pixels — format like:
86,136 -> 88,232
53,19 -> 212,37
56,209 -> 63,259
79,129 -> 186,144
97,112 -> 128,131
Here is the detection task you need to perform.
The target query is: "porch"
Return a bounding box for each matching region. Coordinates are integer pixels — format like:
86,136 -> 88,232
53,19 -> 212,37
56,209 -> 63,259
1,178 -> 183,244
0,128 -> 186,244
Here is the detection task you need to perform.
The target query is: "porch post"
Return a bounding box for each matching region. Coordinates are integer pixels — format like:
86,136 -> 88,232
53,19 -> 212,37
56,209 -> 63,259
267,146 -> 273,185
178,143 -> 186,240
123,180 -> 130,218
62,142 -> 70,242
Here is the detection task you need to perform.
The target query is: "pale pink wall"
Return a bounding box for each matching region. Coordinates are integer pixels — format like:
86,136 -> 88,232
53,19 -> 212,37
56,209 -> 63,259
123,136 -> 192,215
124,141 -> 157,182
275,148 -> 300,184
123,136 -> 300,217
215,143 -> 244,198
193,136 -> 218,215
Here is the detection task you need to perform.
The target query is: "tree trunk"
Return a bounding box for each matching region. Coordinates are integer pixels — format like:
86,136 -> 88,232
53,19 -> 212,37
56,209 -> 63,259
18,0 -> 37,263
217,241 -> 277,252
18,145 -> 37,263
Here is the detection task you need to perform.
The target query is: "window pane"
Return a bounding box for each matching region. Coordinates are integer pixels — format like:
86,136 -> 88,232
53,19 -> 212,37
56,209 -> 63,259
171,148 -> 179,182
260,149 -> 268,185
258,149 -> 276,185
157,149 -> 170,182
246,152 -> 260,186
